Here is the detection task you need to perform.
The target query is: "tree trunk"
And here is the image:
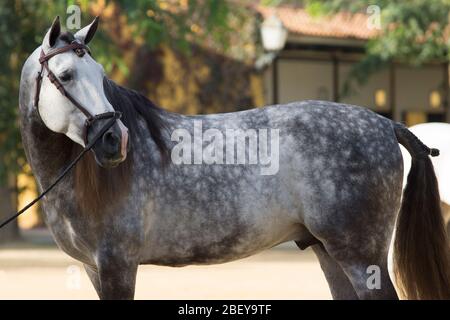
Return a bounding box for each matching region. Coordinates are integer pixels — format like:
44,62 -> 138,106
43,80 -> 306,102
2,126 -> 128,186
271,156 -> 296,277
0,176 -> 20,243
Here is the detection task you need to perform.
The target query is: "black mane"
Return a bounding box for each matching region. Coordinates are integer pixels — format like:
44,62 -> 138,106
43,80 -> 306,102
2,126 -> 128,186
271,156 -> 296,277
102,77 -> 169,160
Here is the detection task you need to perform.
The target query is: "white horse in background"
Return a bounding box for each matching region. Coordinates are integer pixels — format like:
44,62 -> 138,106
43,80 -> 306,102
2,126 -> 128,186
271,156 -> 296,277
400,122 -> 450,234
387,122 -> 450,297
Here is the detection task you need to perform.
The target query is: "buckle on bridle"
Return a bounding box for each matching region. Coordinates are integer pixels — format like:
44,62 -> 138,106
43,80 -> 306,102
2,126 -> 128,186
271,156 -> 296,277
71,40 -> 89,57
74,48 -> 85,57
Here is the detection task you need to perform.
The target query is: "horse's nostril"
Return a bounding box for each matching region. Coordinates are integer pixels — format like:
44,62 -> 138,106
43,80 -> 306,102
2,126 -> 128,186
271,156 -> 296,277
102,131 -> 120,154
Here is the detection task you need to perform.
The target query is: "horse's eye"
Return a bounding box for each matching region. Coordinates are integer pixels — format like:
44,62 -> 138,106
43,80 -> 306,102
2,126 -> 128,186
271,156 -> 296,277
59,72 -> 73,82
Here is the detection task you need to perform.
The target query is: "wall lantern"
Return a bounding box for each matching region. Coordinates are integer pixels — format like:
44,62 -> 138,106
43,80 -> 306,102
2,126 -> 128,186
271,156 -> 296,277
374,89 -> 387,108
256,13 -> 288,104
260,14 -> 288,52
429,90 -> 441,109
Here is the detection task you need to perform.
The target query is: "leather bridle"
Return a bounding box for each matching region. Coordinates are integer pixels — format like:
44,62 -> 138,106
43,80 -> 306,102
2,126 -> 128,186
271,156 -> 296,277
34,40 -> 122,144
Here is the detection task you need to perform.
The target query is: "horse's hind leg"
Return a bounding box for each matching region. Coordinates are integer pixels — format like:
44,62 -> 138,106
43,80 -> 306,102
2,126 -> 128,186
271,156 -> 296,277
306,200 -> 399,299
294,226 -> 357,299
322,238 -> 398,300
310,244 -> 358,299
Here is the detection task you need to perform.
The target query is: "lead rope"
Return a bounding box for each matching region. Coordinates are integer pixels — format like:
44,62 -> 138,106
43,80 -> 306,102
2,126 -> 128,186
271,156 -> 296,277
0,114 -> 120,230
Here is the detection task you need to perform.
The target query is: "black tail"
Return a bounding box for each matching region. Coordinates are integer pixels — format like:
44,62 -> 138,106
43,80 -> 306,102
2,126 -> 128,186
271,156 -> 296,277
394,123 -> 450,299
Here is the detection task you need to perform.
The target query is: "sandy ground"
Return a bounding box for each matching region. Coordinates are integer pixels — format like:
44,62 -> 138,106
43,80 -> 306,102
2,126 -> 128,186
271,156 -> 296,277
0,229 -> 331,300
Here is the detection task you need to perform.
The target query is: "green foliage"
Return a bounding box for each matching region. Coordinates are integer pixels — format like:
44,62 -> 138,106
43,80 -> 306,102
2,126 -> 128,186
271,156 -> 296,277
0,0 -> 239,186
0,1 -> 67,184
305,0 -> 450,63
120,0 -> 237,53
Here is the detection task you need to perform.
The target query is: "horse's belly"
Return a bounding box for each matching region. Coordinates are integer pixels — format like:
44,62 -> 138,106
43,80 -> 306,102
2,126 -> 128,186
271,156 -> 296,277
141,247 -> 266,267
140,216 -> 302,267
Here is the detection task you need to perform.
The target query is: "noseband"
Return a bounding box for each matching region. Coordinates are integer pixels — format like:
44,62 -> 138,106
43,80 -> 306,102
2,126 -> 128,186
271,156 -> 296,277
33,40 -> 122,144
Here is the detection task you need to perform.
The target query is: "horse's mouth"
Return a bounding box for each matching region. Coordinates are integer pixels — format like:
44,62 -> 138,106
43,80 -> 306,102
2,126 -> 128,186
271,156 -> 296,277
94,154 -> 126,169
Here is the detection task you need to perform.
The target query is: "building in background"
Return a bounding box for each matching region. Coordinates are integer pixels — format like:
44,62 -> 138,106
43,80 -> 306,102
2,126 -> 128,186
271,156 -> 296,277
257,6 -> 449,126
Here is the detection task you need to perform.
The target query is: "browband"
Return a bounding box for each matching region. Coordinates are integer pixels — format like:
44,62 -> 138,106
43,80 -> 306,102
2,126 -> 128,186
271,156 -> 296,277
39,41 -> 90,64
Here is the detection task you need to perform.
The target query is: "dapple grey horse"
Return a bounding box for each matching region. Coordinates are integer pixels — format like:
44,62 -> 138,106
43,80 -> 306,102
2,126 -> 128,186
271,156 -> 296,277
18,17 -> 450,299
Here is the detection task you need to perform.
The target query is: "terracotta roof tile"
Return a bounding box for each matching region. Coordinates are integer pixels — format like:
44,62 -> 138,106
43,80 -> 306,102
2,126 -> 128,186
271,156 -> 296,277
257,6 -> 378,40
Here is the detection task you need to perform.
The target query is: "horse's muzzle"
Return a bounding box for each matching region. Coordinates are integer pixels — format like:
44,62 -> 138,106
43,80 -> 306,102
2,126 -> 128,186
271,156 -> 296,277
91,118 -> 130,168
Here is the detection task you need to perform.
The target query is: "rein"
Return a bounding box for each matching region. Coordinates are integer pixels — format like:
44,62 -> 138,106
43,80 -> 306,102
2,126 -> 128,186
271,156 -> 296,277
0,115 -> 119,229
0,41 -> 123,230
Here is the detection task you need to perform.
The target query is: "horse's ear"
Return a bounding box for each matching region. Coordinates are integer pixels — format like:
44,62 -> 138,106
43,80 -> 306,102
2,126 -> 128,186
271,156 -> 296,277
74,16 -> 99,45
43,16 -> 61,49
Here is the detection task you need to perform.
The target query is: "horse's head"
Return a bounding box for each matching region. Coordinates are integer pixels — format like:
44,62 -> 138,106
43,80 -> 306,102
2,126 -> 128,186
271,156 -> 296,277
36,16 -> 129,168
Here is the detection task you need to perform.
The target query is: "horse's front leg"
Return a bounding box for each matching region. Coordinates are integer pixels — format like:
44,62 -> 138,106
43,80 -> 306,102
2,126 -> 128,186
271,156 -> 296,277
95,251 -> 139,300
84,264 -> 101,297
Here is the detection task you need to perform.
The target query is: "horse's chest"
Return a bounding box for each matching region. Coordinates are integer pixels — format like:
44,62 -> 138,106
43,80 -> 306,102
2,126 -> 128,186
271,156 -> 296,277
44,206 -> 98,265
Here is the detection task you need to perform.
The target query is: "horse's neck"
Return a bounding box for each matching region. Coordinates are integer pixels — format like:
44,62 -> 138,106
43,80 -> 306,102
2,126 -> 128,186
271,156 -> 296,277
21,115 -> 74,189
